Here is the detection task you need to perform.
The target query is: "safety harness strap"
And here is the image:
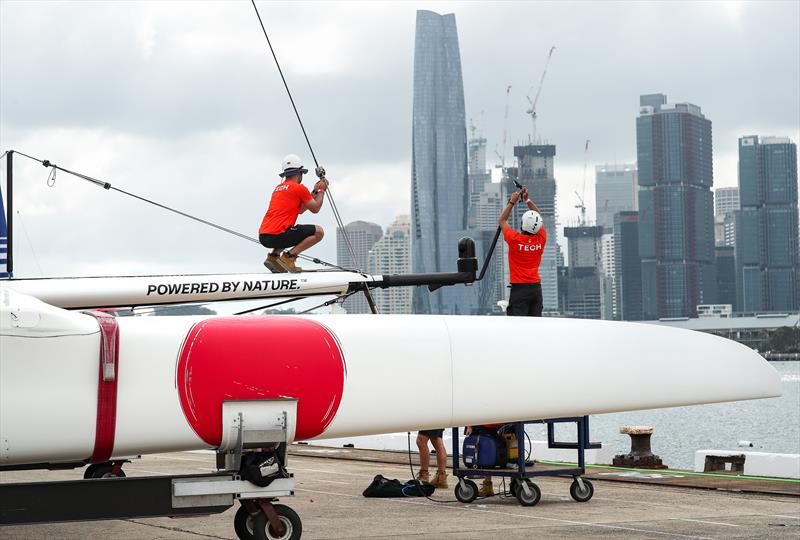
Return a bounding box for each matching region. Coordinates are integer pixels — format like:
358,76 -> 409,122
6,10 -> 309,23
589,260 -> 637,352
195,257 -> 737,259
83,310 -> 120,464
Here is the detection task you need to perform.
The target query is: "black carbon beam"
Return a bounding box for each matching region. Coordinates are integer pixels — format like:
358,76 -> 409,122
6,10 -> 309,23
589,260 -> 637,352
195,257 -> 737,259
0,474 -> 232,525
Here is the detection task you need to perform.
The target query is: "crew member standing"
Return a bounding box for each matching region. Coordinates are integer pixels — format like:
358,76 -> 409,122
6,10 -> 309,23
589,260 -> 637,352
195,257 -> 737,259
499,187 -> 546,316
259,154 -> 328,273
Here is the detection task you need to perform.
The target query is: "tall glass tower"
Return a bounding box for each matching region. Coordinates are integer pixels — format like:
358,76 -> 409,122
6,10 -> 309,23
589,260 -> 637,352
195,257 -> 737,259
411,10 -> 471,314
636,93 -> 715,319
735,136 -> 799,312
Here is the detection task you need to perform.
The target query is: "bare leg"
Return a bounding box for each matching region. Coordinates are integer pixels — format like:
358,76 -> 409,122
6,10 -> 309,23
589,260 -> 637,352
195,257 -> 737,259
432,437 -> 447,473
416,434 -> 431,473
288,226 -> 324,256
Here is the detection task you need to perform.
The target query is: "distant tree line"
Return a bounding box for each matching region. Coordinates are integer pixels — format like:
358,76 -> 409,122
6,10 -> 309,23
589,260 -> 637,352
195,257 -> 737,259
767,326 -> 800,353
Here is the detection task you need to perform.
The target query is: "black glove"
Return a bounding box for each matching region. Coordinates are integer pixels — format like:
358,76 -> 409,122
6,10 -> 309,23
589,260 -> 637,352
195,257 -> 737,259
315,166 -> 326,178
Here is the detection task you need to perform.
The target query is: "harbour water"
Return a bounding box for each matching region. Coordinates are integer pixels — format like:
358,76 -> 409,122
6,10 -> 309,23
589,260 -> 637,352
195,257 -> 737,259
317,361 -> 799,471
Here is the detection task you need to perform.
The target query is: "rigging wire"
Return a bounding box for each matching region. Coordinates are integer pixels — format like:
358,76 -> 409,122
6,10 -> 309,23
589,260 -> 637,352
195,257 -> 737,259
248,0 -> 378,313
298,290 -> 357,314
9,150 -> 357,273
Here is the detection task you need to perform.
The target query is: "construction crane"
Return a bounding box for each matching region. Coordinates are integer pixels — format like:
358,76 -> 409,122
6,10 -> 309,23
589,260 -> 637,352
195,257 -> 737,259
494,85 -> 512,168
575,139 -> 590,225
525,46 -> 556,144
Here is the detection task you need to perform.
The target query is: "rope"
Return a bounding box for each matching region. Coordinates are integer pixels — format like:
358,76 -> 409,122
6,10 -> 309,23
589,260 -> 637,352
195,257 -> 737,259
10,150 -> 352,272
248,1 -> 378,313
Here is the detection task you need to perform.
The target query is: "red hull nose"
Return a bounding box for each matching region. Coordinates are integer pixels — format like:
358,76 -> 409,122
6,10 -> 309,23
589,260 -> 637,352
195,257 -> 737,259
177,316 -> 346,444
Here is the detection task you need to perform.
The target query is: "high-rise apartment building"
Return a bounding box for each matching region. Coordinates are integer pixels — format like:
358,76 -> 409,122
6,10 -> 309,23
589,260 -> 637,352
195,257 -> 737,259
600,232 -> 616,320
637,93 -> 715,319
714,186 -> 739,247
411,10 -> 472,314
368,216 -> 412,314
513,144 -> 559,310
735,136 -> 799,312
337,221 -> 383,314
614,211 -> 642,321
595,163 -> 638,230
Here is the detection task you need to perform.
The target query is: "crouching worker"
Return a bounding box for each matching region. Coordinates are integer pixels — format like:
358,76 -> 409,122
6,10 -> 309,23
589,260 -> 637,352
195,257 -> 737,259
416,429 -> 448,488
259,154 -> 328,273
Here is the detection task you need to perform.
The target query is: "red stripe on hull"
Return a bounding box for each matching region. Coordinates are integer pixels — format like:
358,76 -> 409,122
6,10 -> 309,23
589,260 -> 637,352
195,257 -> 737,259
176,316 -> 345,445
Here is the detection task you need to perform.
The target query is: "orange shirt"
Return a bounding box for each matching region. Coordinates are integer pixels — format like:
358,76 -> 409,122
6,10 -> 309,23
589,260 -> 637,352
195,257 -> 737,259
259,180 -> 313,235
503,225 -> 547,284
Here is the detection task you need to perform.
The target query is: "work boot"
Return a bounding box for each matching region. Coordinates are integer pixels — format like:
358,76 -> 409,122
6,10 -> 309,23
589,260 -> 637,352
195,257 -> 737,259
415,470 -> 430,483
278,252 -> 302,273
431,470 -> 448,489
263,254 -> 285,273
478,478 -> 494,497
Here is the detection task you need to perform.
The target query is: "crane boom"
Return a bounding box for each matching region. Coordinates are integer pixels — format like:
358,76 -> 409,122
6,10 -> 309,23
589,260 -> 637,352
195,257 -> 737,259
499,85 -> 511,168
526,46 -> 556,143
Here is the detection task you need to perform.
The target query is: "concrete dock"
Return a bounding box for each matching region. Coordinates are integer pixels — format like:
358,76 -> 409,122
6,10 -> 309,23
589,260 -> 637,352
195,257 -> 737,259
1,447 -> 798,539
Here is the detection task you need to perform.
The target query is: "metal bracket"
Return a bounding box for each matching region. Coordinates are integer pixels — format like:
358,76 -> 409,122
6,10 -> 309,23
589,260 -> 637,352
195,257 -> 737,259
575,476 -> 586,491
216,399 -> 297,472
171,475 -> 295,508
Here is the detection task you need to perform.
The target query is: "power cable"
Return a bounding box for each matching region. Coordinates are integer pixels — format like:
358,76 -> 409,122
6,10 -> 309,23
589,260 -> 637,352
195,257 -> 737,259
248,1 -> 378,313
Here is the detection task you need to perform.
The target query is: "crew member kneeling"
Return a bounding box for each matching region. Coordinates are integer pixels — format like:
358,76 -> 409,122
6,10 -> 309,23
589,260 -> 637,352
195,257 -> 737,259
259,154 -> 328,273
499,187 -> 546,317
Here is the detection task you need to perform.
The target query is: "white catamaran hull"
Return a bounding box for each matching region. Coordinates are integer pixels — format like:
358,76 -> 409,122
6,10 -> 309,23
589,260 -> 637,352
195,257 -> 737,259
0,288 -> 781,467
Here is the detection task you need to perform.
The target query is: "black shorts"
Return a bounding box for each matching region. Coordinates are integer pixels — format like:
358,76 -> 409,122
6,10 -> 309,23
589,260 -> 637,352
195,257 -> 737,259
507,283 -> 543,317
418,429 -> 445,439
259,225 -> 316,250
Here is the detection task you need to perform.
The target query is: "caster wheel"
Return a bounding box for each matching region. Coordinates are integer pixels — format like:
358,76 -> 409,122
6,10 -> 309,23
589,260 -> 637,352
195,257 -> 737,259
569,478 -> 594,502
234,505 -> 257,540
454,479 -> 478,504
84,462 -> 126,479
515,479 -> 541,507
252,504 -> 302,540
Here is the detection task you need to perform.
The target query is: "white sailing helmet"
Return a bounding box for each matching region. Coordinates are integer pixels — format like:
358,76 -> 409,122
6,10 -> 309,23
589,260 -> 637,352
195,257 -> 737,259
521,210 -> 543,234
279,154 -> 309,177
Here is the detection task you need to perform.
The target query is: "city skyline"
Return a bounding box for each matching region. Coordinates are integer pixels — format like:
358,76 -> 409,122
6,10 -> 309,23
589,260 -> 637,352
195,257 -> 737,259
0,2 -> 797,287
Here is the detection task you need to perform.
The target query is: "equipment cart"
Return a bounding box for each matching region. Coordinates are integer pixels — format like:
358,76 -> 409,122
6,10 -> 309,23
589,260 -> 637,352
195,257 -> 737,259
451,416 -> 600,506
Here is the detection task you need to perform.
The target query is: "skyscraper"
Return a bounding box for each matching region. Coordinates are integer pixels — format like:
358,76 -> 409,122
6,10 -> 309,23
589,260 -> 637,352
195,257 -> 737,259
614,211 -> 643,321
563,225 -> 603,319
513,144 -> 559,311
636,93 -> 715,319
411,10 -> 471,314
337,220 -> 383,314
467,132 -> 505,314
714,186 -> 739,247
600,232 -> 616,320
369,216 -> 412,314
715,245 -> 736,308
735,136 -> 799,312
595,163 -> 638,230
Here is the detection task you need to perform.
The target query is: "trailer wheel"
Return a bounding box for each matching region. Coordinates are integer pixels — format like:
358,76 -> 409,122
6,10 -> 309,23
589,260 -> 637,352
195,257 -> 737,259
252,504 -> 302,540
234,505 -> 257,540
569,478 -> 594,502
84,462 -> 126,479
454,479 -> 478,503
515,480 -> 541,507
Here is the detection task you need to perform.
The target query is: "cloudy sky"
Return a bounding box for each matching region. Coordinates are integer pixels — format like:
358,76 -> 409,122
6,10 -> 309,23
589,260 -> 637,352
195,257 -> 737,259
1,0 -> 798,279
